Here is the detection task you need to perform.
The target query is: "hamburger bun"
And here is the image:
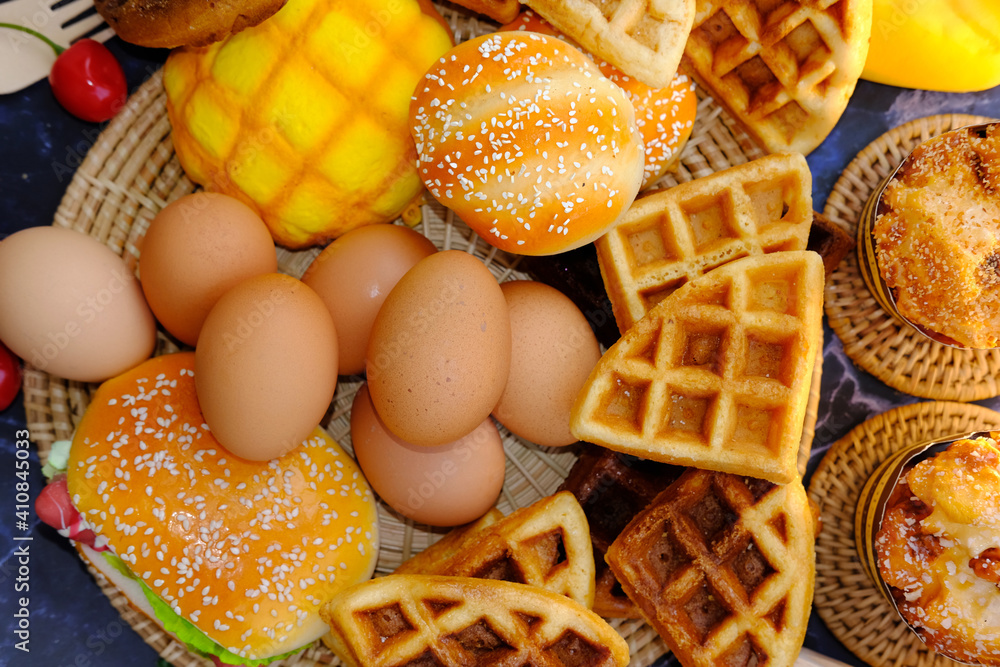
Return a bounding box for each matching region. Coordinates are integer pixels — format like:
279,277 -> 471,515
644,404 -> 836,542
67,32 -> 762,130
65,352 -> 379,663
94,0 -> 287,48
410,31 -> 645,256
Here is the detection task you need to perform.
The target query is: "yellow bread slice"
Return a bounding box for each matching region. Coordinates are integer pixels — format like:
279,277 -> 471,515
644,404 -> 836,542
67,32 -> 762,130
863,0 -> 1000,92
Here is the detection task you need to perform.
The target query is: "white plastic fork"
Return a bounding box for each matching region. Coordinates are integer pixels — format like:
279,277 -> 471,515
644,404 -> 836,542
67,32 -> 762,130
0,0 -> 114,94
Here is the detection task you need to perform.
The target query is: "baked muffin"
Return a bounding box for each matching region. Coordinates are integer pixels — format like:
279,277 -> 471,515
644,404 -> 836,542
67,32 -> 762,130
873,123 -> 1000,348
874,435 -> 1000,664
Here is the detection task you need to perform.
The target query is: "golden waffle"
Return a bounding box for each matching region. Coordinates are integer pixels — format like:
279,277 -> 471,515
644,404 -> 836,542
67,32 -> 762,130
321,574 -> 630,667
558,446 -> 682,617
394,492 -> 596,609
570,250 -> 824,484
521,0 -> 697,88
683,0 -> 872,155
595,152 -> 813,334
450,0 -> 522,23
606,470 -> 815,667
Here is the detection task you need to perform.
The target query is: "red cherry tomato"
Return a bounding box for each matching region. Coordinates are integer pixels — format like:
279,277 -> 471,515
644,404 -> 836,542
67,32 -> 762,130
48,39 -> 127,123
0,341 -> 21,411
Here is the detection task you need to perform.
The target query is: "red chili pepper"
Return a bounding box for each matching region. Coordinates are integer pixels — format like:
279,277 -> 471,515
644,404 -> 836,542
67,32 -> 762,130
0,25 -> 127,123
0,341 -> 20,411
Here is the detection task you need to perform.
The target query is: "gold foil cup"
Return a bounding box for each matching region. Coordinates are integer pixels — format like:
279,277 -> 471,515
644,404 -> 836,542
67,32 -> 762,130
857,123 -> 1000,349
854,430 -> 1000,665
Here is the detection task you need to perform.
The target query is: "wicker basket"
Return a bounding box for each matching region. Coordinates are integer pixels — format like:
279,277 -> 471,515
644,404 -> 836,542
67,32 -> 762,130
24,4 -> 821,666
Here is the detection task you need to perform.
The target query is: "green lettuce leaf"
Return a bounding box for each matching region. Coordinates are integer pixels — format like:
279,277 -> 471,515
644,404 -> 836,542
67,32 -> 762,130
42,440 -> 71,481
101,552 -> 303,666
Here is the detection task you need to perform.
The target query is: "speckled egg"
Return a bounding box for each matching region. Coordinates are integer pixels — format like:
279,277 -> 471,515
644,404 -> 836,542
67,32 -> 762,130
366,250 -> 511,447
493,280 -> 600,447
195,273 -> 338,461
351,384 -> 505,526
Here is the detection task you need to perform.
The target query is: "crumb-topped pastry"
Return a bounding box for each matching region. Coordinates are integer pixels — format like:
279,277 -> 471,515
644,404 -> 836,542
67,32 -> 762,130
875,436 -> 1000,664
873,124 -> 1000,348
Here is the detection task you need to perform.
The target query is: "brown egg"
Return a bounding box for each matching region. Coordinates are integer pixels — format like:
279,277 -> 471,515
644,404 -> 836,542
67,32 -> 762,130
0,226 -> 156,382
366,250 -> 511,447
195,273 -> 338,461
493,280 -> 601,447
140,192 -> 277,346
302,224 -> 436,376
351,384 -> 505,526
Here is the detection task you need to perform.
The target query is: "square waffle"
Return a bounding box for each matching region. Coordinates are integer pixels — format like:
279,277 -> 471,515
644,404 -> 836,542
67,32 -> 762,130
558,446 -> 682,617
449,0 -> 522,23
605,470 -> 816,667
570,250 -> 824,484
683,0 -> 872,155
394,491 -> 596,609
595,152 -> 813,334
522,0 -> 697,88
321,574 -> 630,667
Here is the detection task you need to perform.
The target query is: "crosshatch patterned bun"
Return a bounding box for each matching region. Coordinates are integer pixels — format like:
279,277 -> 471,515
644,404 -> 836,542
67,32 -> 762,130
683,0 -> 873,155
522,0 -> 696,88
65,353 -> 379,662
321,574 -> 631,667
606,470 -> 816,667
596,152 -> 813,333
394,491 -> 597,609
410,31 -> 646,256
570,250 -> 824,484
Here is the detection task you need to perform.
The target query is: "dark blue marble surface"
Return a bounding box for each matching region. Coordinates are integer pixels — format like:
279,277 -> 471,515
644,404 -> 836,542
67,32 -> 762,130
2,35 -> 1000,667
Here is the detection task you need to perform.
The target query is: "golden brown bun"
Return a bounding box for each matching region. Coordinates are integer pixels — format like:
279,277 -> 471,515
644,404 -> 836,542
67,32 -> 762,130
410,31 -> 645,256
66,353 -> 379,661
94,0 -> 287,48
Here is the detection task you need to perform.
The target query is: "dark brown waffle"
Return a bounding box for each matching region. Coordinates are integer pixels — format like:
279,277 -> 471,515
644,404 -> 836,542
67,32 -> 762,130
558,445 -> 682,617
808,210 -> 855,278
606,469 -> 816,667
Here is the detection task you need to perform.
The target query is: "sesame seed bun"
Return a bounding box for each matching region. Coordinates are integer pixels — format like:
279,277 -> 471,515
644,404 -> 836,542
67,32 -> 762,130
66,352 -> 379,662
410,31 -> 645,256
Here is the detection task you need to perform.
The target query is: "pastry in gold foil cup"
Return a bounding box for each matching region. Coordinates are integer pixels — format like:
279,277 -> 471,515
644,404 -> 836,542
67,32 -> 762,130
855,431 -> 1000,665
857,122 -> 1000,349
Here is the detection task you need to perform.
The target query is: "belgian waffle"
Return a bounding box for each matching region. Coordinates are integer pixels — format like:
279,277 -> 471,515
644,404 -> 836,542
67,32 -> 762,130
683,0 -> 872,155
451,0 -> 522,23
570,250 -> 824,484
321,575 -> 630,667
394,492 -> 596,609
522,0 -> 697,88
558,446 -> 682,617
606,470 -> 815,667
595,152 -> 813,334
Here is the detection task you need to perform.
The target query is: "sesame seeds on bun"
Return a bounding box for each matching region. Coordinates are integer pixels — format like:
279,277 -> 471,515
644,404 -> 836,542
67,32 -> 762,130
410,31 -> 645,256
66,352 -> 379,662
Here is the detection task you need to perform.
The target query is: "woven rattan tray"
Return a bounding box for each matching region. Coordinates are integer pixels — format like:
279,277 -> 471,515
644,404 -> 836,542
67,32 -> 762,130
25,5 -> 821,666
808,401 -> 1000,667
823,114 -> 1000,401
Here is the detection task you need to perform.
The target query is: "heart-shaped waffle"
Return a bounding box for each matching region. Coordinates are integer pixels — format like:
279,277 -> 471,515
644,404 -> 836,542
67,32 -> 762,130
571,250 -> 824,484
606,470 -> 815,667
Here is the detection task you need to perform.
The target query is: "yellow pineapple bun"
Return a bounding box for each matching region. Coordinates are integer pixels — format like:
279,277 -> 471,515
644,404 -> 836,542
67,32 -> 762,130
164,0 -> 453,248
